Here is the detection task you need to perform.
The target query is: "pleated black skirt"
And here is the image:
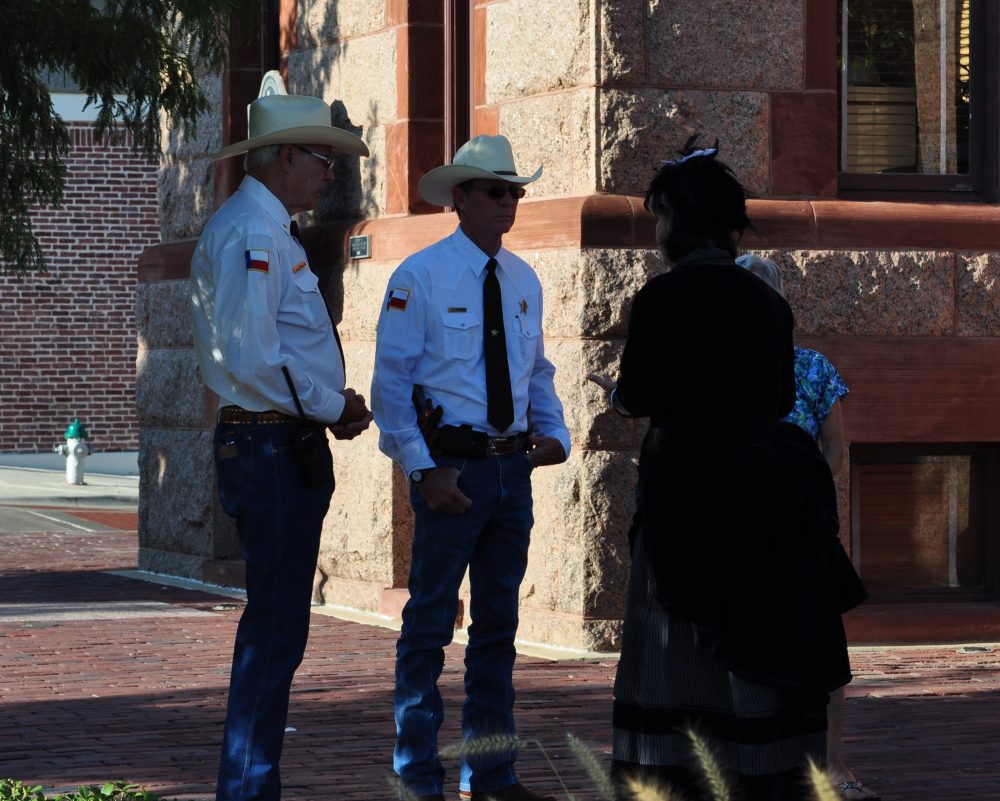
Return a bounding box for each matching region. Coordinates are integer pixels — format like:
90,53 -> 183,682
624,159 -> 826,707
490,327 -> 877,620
611,534 -> 828,801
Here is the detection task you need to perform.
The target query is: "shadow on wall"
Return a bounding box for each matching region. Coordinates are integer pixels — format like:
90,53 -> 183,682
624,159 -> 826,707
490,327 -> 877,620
290,0 -> 381,221
316,97 -> 380,222
138,2 -> 382,580
159,158 -> 217,242
286,2 -> 382,327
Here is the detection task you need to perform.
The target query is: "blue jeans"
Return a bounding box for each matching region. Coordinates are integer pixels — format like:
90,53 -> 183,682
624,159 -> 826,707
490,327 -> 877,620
394,451 -> 534,796
213,421 -> 334,801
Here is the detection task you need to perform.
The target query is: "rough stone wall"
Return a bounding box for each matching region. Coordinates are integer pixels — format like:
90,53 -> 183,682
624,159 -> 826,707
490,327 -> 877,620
755,248 -> 1000,339
144,0 -> 393,584
138,0 -> 1000,651
136,269 -> 240,581
487,0 -> 598,196
144,69 -> 238,580
158,74 -> 223,243
311,243 -> 663,650
0,122 -> 158,453
290,0 -> 392,221
595,0 -> 804,196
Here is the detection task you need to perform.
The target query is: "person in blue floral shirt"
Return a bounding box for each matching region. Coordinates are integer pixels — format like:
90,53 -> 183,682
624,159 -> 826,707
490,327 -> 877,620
787,346 -> 849,474
738,254 -> 879,801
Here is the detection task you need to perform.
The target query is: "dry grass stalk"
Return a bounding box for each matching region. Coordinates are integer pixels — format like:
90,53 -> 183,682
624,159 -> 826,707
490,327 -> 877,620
805,760 -> 841,801
439,734 -> 520,760
387,774 -> 423,801
565,733 -> 616,800
400,730 -> 840,801
623,775 -> 688,801
685,729 -> 731,801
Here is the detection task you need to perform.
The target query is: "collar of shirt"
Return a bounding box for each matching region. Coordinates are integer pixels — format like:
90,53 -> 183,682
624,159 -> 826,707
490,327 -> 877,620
448,226 -> 542,302
238,175 -> 295,238
451,225 -> 505,279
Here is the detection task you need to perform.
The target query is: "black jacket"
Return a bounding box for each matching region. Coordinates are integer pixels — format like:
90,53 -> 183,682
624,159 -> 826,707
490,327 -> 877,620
617,250 -> 866,697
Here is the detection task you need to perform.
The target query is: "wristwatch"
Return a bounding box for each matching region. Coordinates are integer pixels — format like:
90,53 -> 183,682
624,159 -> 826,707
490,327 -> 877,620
409,467 -> 436,483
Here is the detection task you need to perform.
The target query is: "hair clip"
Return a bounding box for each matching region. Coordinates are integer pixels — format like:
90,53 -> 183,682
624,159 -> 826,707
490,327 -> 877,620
661,147 -> 718,167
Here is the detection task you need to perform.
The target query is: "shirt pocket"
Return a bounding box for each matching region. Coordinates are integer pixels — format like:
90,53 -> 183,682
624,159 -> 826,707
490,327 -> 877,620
440,311 -> 480,360
291,268 -> 327,329
511,293 -> 541,357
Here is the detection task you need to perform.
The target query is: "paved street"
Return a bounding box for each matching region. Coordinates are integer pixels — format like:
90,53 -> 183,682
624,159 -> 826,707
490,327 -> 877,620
0,465 -> 999,800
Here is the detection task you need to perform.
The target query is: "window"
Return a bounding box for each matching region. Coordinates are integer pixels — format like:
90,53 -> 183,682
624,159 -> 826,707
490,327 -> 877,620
851,444 -> 1000,599
444,0 -> 472,160
837,0 -> 998,200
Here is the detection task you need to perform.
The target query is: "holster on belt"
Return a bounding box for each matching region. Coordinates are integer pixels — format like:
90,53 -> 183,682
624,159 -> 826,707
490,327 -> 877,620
413,390 -> 444,455
435,424 -> 490,457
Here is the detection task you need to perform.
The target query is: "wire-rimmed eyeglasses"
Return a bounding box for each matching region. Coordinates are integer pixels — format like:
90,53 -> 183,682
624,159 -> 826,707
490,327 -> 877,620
295,145 -> 335,171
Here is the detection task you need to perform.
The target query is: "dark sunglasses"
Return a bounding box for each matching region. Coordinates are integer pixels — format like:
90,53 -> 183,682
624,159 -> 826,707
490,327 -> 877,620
295,145 -> 335,171
477,184 -> 527,200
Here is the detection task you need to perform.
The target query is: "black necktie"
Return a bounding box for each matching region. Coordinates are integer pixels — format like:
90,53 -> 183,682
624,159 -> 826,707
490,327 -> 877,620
483,258 -> 514,432
290,221 -> 345,372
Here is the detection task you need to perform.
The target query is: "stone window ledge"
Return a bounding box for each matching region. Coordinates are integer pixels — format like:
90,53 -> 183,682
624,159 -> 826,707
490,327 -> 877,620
139,195 -> 1000,284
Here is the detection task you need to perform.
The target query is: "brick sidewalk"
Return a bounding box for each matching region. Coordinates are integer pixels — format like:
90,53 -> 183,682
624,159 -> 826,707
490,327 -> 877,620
1,509 -> 999,800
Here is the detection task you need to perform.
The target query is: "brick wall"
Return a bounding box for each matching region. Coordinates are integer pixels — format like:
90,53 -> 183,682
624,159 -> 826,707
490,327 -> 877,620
0,122 -> 159,453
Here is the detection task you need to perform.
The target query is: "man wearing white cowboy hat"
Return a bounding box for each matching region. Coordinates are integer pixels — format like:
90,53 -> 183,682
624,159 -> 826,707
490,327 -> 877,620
191,73 -> 372,801
371,134 -> 570,801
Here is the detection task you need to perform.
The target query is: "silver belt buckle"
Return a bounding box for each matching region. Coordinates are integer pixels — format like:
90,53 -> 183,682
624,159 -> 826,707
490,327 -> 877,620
486,435 -> 519,456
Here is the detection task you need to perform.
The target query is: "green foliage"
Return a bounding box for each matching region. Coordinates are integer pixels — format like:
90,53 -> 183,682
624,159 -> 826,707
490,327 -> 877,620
0,780 -> 46,801
0,0 -> 259,273
0,780 -> 164,801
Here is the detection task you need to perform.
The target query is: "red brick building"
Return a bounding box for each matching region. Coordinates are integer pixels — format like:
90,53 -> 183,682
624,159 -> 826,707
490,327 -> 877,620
1,99 -> 159,454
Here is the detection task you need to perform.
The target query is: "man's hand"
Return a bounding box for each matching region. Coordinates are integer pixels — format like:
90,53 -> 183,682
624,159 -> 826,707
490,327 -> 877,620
337,388 -> 370,426
527,435 -> 567,468
417,467 -> 473,515
330,412 -> 372,440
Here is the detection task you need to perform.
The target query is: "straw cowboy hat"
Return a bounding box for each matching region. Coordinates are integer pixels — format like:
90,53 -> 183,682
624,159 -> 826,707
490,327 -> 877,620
418,135 -> 542,207
215,71 -> 369,160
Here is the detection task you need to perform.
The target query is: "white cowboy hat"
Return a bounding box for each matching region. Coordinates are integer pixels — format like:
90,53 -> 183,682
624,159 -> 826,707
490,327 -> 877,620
214,90 -> 369,160
418,135 -> 542,207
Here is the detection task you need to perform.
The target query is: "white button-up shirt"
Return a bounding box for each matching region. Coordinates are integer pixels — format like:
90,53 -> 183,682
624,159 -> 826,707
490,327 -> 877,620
371,226 -> 570,477
190,175 -> 347,423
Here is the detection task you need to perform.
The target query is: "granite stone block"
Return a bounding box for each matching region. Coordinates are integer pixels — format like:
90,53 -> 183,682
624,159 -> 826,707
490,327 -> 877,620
158,159 -> 215,242
138,428 -> 219,557
136,349 -> 207,429
780,250 -> 954,336
599,89 -> 769,197
485,0 -> 593,103
600,0 -> 647,84
646,0 -> 803,90
957,253 -> 1000,336
498,90 -> 596,198
300,0 -> 385,42
137,280 -> 193,350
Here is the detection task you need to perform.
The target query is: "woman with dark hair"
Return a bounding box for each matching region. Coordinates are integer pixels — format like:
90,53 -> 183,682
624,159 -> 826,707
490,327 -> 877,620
589,141 -> 865,801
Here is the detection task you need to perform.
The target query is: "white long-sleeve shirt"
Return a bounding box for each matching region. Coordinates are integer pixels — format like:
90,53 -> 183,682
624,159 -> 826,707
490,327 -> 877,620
190,176 -> 347,424
371,226 -> 570,477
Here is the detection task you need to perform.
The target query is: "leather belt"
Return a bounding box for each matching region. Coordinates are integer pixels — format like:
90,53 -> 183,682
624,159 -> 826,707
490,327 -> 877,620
435,424 -> 529,457
218,406 -> 300,425
484,434 -> 530,455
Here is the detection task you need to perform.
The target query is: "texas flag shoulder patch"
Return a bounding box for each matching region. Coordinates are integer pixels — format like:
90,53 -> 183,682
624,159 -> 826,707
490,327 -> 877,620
245,249 -> 270,273
386,287 -> 410,311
